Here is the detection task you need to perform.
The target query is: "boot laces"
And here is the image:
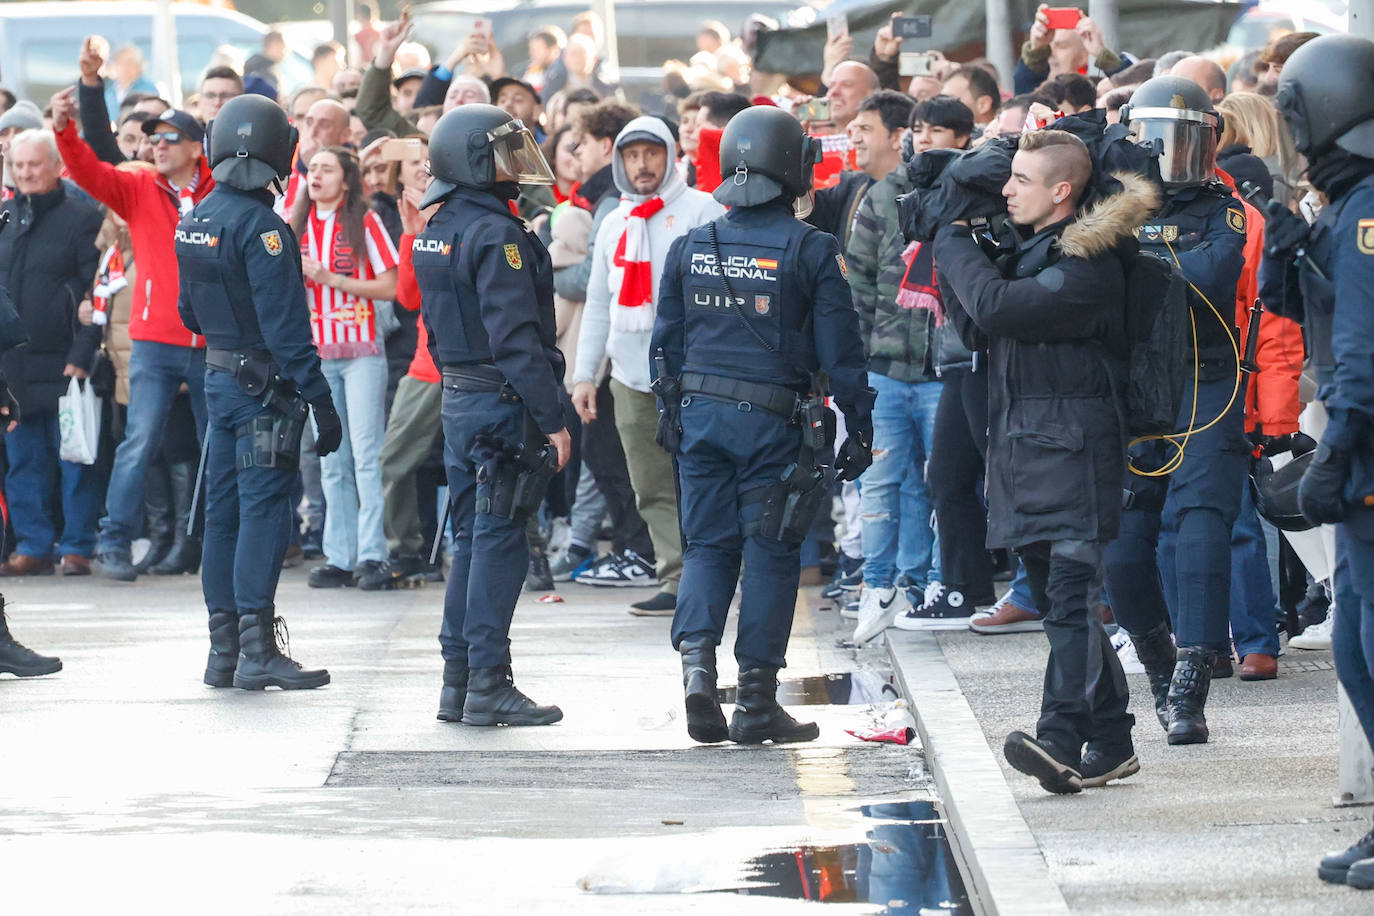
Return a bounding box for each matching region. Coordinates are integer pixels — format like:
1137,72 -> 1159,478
272,616 -> 304,669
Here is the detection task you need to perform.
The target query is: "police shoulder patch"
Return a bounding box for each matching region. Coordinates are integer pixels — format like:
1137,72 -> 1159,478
1226,207 -> 1246,235
1358,218 -> 1374,256
503,243 -> 523,270
836,253 -> 848,279
260,230 -> 283,257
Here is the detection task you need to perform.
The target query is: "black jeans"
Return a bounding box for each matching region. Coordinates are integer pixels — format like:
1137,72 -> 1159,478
927,369 -> 994,602
579,379 -> 654,560
1019,539 -> 1133,764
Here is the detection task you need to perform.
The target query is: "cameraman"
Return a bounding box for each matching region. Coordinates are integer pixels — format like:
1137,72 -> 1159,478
934,130 -> 1153,794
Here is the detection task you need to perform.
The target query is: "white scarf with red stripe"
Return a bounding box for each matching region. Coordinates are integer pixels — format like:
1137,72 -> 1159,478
92,245 -> 128,327
610,179 -> 685,333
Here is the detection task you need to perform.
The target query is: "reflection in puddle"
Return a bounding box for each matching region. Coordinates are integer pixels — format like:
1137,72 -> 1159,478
734,801 -> 972,913
716,672 -> 899,707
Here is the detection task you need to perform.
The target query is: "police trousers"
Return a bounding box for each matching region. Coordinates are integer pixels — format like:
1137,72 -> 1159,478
200,371 -> 294,615
1334,509 -> 1374,753
1103,374 -> 1249,650
438,385 -> 528,669
671,395 -> 803,670
1019,539 -> 1133,765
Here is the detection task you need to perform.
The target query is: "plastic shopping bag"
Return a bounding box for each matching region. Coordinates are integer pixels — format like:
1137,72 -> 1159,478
58,377 -> 100,465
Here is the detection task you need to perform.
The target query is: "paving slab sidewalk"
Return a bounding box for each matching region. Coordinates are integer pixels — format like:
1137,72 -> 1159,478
890,624 -> 1372,916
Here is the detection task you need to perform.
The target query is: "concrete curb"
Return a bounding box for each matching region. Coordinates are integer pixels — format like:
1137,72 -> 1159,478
886,629 -> 1071,916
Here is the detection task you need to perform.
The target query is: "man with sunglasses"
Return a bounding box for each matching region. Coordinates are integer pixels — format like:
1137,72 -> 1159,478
52,93 -> 213,582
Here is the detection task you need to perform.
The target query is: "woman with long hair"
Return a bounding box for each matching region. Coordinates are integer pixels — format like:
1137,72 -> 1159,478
543,126 -> 580,204
290,145 -> 399,590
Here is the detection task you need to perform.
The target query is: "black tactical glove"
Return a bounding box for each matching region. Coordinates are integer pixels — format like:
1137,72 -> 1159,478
834,433 -> 873,482
0,377 -> 20,430
1262,199 -> 1310,260
311,395 -> 343,457
655,407 -> 682,454
1298,442 -> 1350,525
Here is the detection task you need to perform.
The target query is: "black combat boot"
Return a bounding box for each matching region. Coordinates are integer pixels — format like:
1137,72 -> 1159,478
151,461 -> 202,575
0,600 -> 62,677
436,658 -> 469,722
232,610 -> 331,690
462,665 -> 563,726
728,667 -> 819,744
136,460 -> 175,574
1166,646 -> 1215,745
680,637 -> 728,743
204,609 -> 239,688
1129,622 -> 1177,731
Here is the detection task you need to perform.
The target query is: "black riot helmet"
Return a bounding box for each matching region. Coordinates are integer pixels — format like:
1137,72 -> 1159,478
1251,449 -> 1317,532
420,103 -> 555,208
713,105 -> 823,208
1276,34 -> 1374,160
207,94 -> 298,191
1120,76 -> 1221,188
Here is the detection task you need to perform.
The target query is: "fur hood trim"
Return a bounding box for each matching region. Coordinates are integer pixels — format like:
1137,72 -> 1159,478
1058,172 -> 1160,259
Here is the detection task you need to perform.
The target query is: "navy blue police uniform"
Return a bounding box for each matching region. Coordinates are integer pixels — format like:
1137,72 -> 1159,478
176,185 -> 331,618
411,187 -> 565,672
1103,181 -> 1249,652
652,200 -> 871,672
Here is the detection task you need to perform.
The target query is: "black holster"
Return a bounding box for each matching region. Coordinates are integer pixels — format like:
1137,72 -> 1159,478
237,396 -> 308,472
476,431 -> 559,522
743,463 -> 831,546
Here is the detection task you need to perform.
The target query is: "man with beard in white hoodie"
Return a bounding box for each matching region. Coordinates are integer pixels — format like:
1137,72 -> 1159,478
571,116 -> 725,615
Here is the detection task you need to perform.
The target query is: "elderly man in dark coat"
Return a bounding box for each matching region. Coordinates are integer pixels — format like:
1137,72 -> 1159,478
934,130 -> 1156,795
0,129 -> 103,576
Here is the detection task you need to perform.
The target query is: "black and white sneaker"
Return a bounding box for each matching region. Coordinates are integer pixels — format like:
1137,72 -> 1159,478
821,554 -> 864,600
895,582 -> 976,630
573,549 -> 656,588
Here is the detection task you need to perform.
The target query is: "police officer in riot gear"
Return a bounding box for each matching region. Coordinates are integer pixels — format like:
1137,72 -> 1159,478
413,104 -> 570,727
175,94 -> 339,691
652,106 -> 875,745
1268,33 -> 1374,890
1105,76 -> 1249,745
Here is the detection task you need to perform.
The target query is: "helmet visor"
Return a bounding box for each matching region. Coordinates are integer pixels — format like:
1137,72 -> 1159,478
489,121 -> 555,185
1130,114 -> 1216,186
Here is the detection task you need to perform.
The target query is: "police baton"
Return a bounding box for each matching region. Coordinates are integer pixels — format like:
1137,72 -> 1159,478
430,497 -> 450,568
1239,298 -> 1264,375
187,431 -> 210,537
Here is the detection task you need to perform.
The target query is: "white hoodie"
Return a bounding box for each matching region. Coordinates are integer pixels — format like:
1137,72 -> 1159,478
574,116 -> 725,393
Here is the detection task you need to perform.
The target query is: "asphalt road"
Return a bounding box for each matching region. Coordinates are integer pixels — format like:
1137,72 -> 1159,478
0,566 -> 954,913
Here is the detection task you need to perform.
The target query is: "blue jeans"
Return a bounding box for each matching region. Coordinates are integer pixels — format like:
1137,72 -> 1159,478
1228,479 -> 1280,657
5,408 -> 100,558
861,373 -> 942,589
200,371 -> 294,613
319,355 -> 389,569
97,341 -> 206,556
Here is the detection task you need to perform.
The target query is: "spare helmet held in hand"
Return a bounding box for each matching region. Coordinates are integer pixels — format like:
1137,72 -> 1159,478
713,105 -> 823,209
207,94 -> 298,191
421,103 -> 555,207
1120,76 -> 1220,188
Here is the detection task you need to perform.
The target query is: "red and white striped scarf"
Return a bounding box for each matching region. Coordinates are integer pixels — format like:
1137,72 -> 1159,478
92,245 -> 128,327
611,195 -> 665,331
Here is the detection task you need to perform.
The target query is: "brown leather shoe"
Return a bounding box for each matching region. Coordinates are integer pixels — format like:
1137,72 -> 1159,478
60,554 -> 92,576
0,555 -> 55,577
1237,653 -> 1278,681
969,596 -> 1043,634
282,544 -> 304,569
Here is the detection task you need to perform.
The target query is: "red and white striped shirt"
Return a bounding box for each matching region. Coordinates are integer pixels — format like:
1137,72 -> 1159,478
302,206 -> 398,359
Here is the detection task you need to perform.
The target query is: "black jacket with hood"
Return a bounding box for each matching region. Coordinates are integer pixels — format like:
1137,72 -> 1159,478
933,172 -> 1158,549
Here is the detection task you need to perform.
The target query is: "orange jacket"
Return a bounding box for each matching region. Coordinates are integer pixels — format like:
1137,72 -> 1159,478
1218,170 -> 1304,436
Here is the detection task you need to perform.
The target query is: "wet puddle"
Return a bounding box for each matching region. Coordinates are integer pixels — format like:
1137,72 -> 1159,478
716,672 -> 900,707
732,801 -> 971,913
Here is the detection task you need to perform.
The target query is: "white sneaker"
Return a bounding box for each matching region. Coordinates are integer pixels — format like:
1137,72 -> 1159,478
1112,629 -> 1145,675
853,586 -> 911,644
1290,614 -> 1334,650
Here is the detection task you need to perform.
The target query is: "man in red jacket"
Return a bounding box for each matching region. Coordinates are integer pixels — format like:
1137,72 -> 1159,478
51,88 -> 213,581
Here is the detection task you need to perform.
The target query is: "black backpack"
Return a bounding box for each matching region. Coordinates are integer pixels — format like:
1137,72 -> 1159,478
1119,249 -> 1190,439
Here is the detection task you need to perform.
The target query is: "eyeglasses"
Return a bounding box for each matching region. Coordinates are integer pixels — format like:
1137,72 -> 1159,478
148,131 -> 185,145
